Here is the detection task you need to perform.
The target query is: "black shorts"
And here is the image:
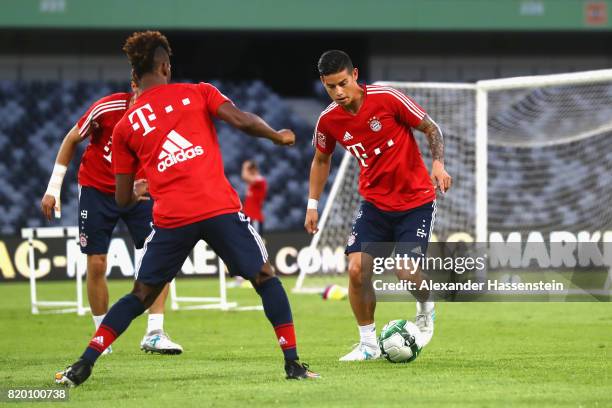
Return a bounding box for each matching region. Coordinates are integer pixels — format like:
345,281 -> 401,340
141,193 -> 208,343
78,186 -> 153,255
135,212 -> 267,286
345,200 -> 436,259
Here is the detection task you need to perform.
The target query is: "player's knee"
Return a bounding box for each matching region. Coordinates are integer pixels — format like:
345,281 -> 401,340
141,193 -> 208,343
131,281 -> 164,309
87,254 -> 107,277
348,259 -> 364,287
252,262 -> 275,288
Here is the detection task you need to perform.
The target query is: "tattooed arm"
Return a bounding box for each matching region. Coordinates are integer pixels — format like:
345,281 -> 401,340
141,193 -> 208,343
416,115 -> 452,193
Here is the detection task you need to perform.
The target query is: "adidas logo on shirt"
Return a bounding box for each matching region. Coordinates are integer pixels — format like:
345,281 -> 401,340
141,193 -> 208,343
157,130 -> 204,172
343,131 -> 353,142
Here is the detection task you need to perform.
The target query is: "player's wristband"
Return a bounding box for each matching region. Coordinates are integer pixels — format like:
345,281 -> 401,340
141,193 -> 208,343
307,198 -> 318,210
45,163 -> 67,197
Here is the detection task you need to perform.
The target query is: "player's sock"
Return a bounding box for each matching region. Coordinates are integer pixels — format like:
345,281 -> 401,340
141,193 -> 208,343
81,294 -> 145,365
92,314 -> 106,330
254,277 -> 298,361
146,313 -> 164,334
416,301 -> 435,314
358,323 -> 377,345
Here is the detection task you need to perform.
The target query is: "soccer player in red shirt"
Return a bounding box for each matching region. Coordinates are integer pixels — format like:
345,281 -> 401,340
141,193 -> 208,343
241,160 -> 267,234
41,81 -> 182,355
228,160 -> 268,288
55,31 -> 318,386
304,50 -> 452,361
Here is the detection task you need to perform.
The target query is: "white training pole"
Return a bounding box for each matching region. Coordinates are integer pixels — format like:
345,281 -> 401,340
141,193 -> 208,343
169,279 -> 179,311
475,86 -> 488,244
218,257 -> 228,310
27,234 -> 39,314
75,234 -> 86,316
168,250 -> 238,311
22,227 -> 85,314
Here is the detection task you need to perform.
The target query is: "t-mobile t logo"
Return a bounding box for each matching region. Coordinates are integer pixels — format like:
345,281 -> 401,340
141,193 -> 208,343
347,143 -> 368,167
128,103 -> 157,136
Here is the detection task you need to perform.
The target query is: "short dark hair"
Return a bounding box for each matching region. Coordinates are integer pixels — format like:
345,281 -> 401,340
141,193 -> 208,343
123,31 -> 172,79
317,50 -> 354,76
245,160 -> 258,171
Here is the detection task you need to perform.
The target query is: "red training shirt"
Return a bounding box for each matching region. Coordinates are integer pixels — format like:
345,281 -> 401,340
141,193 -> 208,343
243,177 -> 267,222
314,84 -> 435,211
112,82 -> 241,228
76,92 -> 132,194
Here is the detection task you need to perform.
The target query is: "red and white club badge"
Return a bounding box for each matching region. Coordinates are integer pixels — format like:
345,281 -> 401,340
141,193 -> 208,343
368,116 -> 382,132
79,233 -> 88,248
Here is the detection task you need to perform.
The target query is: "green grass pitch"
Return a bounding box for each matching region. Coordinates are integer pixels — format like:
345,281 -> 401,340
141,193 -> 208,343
0,277 -> 610,407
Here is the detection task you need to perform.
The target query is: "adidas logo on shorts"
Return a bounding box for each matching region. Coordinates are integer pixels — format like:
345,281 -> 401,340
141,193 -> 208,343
157,130 -> 204,172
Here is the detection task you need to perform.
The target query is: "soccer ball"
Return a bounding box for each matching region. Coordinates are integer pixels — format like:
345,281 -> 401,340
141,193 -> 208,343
321,284 -> 348,300
378,319 -> 424,363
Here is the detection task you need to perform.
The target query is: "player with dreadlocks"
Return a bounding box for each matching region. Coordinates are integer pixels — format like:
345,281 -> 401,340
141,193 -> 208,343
55,30 -> 319,386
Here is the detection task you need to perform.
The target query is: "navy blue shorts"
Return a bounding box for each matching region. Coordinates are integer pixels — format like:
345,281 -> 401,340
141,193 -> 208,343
346,200 -> 436,258
78,186 -> 153,255
135,212 -> 268,286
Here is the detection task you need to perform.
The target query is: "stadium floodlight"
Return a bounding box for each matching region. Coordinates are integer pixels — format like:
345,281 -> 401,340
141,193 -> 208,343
294,69 -> 612,294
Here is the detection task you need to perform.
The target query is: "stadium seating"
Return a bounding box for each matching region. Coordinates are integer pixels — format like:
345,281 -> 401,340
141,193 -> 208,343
1,80 -> 609,236
0,80 -> 341,234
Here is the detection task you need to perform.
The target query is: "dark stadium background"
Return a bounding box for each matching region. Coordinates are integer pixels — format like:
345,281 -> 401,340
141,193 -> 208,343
0,0 -> 610,281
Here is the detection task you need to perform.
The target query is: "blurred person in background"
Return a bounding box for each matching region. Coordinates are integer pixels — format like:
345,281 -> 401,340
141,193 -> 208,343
241,160 -> 268,235
228,160 -> 268,288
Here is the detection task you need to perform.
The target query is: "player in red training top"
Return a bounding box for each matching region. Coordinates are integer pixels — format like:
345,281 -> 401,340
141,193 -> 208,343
242,160 -> 268,234
228,160 -> 268,288
304,50 -> 452,361
41,81 -> 182,355
55,31 -> 318,387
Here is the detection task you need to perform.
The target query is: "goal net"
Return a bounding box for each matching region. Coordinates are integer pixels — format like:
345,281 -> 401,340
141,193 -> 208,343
294,69 -> 612,293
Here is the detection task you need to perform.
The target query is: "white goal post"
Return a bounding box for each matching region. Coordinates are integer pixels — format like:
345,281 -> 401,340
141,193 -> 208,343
294,69 -> 612,294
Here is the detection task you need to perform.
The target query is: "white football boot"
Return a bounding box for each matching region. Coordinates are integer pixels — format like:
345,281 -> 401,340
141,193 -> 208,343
339,342 -> 381,361
101,345 -> 113,356
415,308 -> 435,347
140,330 -> 183,355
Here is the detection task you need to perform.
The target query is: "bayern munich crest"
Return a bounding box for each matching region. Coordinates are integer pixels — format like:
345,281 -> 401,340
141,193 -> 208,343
79,233 -> 88,248
368,116 -> 382,132
347,232 -> 356,247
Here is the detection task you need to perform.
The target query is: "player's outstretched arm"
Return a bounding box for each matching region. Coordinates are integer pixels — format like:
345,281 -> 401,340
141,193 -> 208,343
216,102 -> 295,146
416,115 -> 452,194
304,149 -> 332,234
41,124 -> 83,220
